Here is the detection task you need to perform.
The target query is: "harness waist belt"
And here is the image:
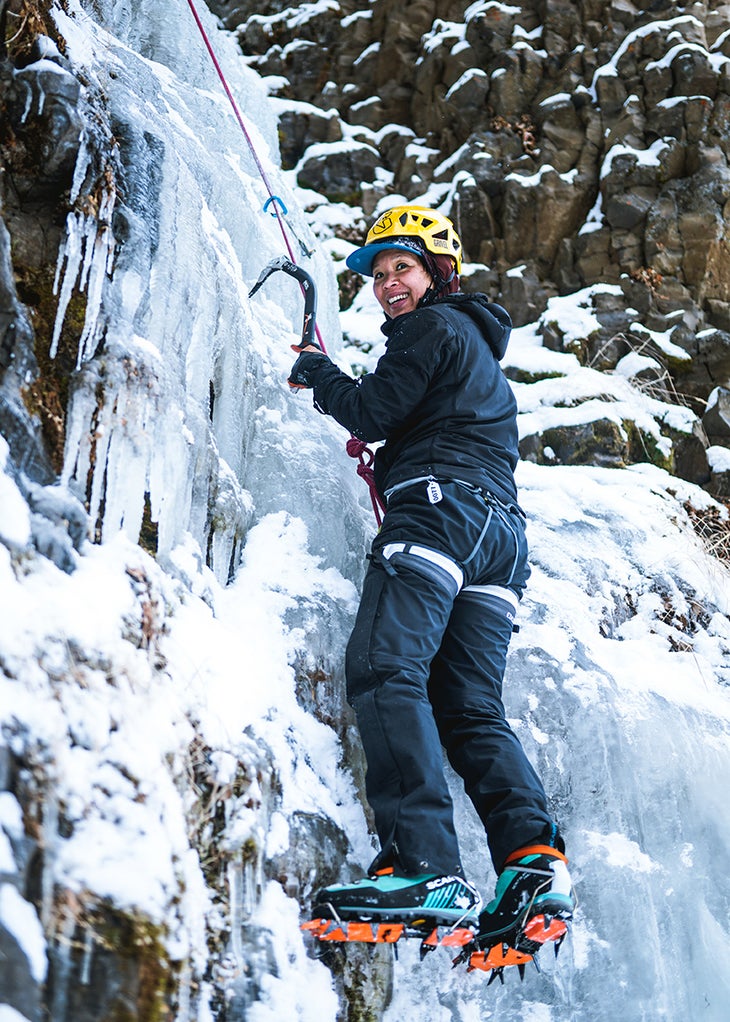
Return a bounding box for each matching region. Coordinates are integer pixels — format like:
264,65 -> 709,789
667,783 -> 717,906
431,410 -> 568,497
384,475 -> 525,519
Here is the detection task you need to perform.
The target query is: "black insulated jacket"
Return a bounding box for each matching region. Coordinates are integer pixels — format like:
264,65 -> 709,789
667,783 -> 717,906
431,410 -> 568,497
310,293 -> 520,505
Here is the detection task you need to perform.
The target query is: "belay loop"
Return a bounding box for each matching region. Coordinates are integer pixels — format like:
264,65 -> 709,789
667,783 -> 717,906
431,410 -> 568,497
346,439 -> 386,527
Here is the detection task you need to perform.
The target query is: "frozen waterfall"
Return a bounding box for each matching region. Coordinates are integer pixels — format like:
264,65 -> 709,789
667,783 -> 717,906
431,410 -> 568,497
53,0 -> 365,585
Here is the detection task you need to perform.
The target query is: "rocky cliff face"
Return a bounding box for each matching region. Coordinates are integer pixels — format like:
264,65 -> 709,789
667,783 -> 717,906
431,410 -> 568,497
212,0 -> 730,480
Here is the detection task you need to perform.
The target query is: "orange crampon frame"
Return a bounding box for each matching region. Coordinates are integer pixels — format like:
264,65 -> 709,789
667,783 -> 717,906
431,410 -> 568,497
302,908 -> 569,983
301,917 -> 474,948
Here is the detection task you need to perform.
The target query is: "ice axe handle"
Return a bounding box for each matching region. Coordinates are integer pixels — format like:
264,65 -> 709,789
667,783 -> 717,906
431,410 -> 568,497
248,257 -> 318,350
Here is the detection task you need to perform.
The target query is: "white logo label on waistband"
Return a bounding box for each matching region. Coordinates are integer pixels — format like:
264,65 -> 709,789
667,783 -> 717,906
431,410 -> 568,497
427,480 -> 443,504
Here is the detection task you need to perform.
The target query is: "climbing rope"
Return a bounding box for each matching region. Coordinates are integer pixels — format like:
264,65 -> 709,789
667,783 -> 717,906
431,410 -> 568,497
184,0 -> 386,525
346,439 -> 384,526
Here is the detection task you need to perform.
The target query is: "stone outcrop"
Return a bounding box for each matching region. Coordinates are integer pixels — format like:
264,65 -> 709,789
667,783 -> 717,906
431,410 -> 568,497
704,385 -> 730,445
214,0 -> 730,310
0,22 -> 103,572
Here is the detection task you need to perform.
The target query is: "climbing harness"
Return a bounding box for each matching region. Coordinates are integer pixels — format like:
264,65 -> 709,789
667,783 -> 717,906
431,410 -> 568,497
185,0 -> 386,524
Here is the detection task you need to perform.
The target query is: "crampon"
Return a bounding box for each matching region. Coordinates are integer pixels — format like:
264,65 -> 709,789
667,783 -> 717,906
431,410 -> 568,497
301,908 -> 570,978
453,909 -> 570,984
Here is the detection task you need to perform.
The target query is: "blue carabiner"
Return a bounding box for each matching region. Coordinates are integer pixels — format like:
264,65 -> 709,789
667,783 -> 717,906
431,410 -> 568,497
263,195 -> 288,217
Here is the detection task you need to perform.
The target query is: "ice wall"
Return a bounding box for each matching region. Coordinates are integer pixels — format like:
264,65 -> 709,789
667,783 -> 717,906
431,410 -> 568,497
382,462 -> 730,1022
2,2 -> 376,1020
53,0 -> 367,586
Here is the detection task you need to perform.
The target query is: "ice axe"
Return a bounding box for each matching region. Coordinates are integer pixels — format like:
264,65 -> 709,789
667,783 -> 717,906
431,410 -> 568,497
248,255 -> 320,351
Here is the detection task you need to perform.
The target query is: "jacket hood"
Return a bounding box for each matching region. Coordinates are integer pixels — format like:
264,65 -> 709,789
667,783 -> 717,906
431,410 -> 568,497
438,293 -> 512,360
381,292 -> 512,361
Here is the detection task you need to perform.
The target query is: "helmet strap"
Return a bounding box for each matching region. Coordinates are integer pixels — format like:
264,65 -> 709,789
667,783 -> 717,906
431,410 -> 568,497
418,287 -> 439,308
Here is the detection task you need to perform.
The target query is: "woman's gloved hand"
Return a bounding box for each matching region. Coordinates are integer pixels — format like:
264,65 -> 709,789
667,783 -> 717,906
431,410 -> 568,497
288,344 -> 329,390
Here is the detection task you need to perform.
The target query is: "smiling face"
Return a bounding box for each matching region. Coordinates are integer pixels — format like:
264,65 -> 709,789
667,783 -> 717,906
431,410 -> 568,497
372,249 -> 433,318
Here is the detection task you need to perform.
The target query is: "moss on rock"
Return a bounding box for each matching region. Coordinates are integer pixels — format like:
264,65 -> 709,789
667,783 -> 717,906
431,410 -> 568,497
48,897 -> 175,1022
16,262 -> 87,473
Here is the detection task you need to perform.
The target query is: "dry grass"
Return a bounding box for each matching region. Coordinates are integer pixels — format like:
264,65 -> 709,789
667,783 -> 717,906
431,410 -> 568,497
2,1 -> 59,62
684,499 -> 730,565
588,328 -> 696,410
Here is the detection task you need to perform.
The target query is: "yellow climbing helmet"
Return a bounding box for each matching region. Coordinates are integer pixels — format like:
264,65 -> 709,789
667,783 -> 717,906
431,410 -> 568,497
346,205 -> 462,276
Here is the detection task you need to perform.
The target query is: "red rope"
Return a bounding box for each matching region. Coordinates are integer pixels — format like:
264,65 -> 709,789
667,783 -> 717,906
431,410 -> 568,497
186,0 -> 388,523
345,439 -> 386,526
185,3 -> 288,250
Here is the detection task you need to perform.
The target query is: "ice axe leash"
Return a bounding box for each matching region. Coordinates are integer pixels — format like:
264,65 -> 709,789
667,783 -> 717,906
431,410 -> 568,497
249,260 -> 386,525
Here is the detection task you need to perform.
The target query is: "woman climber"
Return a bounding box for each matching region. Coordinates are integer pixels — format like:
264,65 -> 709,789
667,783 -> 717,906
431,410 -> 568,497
287,205 -> 574,961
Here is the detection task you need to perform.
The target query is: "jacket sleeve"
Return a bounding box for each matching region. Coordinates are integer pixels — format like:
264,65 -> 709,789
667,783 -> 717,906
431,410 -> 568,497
310,310 -> 454,442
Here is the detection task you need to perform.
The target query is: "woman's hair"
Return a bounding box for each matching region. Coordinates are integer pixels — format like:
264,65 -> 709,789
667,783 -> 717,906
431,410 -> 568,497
425,252 -> 460,297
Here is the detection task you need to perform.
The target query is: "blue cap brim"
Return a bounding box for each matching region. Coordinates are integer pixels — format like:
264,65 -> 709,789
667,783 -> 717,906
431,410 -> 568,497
345,239 -> 426,276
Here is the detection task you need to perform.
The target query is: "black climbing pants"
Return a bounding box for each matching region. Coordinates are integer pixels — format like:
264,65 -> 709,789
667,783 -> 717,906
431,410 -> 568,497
345,479 -> 555,877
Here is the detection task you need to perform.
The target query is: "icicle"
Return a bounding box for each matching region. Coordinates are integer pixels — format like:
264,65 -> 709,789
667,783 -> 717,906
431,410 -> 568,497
50,125 -> 116,367
48,902 -> 78,1022
241,857 -> 256,921
50,211 -> 84,360
76,187 -> 116,366
18,81 -> 33,124
60,361 -> 113,527
226,860 -> 245,973
50,206 -> 115,367
80,925 -> 94,985
40,791 -> 59,929
69,131 -> 93,206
